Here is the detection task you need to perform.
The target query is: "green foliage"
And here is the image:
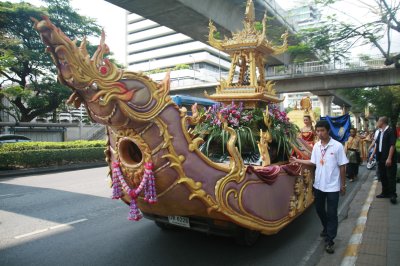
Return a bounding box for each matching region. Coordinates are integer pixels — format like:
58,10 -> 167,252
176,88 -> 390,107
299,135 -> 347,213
174,64 -> 190,70
287,43 -> 315,63
254,21 -> 263,32
0,140 -> 107,169
145,64 -> 190,74
213,31 -> 221,40
338,86 -> 400,127
309,0 -> 400,67
0,147 -> 105,170
0,140 -> 106,152
0,1 -> 103,122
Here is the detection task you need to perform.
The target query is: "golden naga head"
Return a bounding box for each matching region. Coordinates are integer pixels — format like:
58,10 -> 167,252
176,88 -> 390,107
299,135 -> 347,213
32,17 -> 172,123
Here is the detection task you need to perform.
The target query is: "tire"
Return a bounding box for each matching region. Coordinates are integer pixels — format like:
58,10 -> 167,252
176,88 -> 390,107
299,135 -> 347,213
154,221 -> 173,230
235,228 -> 260,246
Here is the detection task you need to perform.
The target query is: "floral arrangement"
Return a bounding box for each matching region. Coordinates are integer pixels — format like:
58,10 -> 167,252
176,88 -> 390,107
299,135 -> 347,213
266,104 -> 299,158
111,161 -> 157,221
193,101 -> 299,163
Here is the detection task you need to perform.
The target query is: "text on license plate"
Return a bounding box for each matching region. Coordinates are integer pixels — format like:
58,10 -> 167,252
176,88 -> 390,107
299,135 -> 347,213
168,216 -> 190,228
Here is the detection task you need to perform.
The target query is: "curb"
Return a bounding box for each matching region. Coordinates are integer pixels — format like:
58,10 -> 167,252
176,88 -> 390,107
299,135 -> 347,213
340,180 -> 378,266
0,162 -> 107,178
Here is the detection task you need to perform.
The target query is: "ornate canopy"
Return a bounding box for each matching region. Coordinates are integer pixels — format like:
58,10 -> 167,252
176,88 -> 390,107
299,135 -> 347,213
206,0 -> 288,108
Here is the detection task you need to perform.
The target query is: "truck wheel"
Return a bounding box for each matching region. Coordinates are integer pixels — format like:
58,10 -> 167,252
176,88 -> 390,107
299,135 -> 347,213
154,221 -> 172,230
235,228 -> 260,246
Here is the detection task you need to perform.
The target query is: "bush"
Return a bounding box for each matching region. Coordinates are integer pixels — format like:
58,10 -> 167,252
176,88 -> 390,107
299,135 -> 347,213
0,140 -> 107,170
0,140 -> 106,152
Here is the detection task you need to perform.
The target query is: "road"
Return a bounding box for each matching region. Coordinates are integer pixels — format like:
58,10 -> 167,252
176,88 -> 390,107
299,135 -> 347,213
0,166 -> 368,266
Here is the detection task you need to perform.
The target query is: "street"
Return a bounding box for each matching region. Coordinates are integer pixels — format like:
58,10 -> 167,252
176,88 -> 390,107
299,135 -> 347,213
0,166 -> 368,266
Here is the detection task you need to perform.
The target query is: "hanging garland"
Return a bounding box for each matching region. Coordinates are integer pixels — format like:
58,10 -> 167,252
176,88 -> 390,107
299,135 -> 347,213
111,161 -> 157,221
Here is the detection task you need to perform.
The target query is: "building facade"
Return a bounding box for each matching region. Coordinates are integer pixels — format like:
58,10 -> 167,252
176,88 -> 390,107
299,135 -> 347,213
126,12 -> 231,89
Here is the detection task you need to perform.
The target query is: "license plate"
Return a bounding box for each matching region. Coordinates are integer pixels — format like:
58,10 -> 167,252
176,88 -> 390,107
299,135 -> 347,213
168,216 -> 190,228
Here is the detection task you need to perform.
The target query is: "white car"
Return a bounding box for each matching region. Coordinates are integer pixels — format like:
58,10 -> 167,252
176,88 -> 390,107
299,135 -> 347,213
58,113 -> 72,123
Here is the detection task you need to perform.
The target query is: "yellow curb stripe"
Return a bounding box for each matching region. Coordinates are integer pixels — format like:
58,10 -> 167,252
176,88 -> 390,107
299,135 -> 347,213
343,244 -> 360,257
352,224 -> 366,234
340,180 -> 378,266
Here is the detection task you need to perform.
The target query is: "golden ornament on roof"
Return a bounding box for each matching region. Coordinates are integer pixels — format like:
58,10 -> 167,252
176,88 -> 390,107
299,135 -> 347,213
206,0 -> 288,108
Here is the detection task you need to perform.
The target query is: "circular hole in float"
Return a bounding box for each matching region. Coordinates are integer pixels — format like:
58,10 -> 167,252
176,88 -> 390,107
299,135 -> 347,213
118,138 -> 143,167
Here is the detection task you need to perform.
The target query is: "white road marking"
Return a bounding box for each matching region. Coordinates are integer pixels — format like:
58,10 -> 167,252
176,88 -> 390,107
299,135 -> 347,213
14,218 -> 88,239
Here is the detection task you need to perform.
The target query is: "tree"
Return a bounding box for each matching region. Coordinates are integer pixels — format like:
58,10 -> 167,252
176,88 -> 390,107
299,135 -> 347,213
338,86 -> 400,127
0,0 -> 102,122
312,0 -> 400,68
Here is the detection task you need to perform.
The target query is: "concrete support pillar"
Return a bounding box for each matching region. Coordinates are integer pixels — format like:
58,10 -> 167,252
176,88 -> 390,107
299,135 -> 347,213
318,96 -> 334,117
353,112 -> 361,130
341,105 -> 350,115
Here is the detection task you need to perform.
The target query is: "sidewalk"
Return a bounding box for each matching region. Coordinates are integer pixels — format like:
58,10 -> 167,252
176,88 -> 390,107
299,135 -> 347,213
355,180 -> 400,266
0,161 -> 107,179
317,164 -> 400,266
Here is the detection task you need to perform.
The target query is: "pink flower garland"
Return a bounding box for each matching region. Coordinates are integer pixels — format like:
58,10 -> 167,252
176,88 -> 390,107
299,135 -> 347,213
111,161 -> 157,221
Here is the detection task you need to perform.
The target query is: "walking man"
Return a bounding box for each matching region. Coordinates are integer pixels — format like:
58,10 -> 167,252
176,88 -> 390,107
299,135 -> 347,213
370,116 -> 398,204
291,120 -> 348,254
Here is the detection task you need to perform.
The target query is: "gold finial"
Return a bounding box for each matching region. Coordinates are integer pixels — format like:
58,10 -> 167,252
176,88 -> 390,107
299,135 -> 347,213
244,0 -> 255,23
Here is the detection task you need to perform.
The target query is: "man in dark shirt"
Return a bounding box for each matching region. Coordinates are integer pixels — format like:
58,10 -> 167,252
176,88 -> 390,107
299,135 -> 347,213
372,116 -> 398,204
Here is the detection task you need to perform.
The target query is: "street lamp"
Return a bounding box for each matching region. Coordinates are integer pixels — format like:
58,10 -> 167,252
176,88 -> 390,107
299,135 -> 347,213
189,54 -> 196,82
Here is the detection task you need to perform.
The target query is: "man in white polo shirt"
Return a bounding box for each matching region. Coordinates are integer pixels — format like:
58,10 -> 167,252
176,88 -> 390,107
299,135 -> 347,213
291,120 -> 348,254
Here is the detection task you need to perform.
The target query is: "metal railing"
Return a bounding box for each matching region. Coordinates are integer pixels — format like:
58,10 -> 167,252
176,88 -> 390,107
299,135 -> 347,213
157,56 -> 394,89
266,56 -> 393,77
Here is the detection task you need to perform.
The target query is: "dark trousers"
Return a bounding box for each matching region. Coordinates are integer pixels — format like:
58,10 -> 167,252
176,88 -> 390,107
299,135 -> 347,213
314,188 -> 339,243
346,163 -> 359,178
377,160 -> 397,197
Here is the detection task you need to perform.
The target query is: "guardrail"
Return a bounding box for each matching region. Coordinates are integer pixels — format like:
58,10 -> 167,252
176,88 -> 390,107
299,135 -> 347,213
266,57 -> 393,77
167,56 -> 394,89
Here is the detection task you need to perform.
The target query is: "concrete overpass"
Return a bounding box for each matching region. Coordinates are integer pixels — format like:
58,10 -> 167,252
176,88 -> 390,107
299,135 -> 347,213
163,56 -> 399,112
167,82 -> 353,111
106,0 -> 295,64
268,67 -> 400,92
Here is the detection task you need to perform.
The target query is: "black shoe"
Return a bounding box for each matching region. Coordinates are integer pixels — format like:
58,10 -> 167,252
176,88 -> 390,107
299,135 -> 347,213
325,242 -> 335,254
320,230 -> 327,237
376,194 -> 389,198
390,196 -> 397,204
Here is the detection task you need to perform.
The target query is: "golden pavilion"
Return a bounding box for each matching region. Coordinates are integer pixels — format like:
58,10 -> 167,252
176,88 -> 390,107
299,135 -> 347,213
206,0 -> 288,108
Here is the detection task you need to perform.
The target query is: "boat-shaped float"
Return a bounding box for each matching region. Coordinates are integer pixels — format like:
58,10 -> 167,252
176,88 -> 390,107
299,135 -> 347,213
33,0 -> 315,245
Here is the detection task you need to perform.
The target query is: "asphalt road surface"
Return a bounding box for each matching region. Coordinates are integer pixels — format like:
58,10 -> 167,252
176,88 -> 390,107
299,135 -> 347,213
0,166 -> 368,266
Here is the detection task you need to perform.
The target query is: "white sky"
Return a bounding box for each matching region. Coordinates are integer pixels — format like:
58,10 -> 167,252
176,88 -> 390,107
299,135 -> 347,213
69,0 -> 126,65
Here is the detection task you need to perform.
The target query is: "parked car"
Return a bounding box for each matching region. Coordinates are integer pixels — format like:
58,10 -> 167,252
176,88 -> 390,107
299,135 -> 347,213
0,134 -> 32,144
34,115 -> 48,123
58,112 -> 72,123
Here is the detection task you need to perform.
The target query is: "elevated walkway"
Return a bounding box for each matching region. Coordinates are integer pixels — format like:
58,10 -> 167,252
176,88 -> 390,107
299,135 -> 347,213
162,56 -> 398,108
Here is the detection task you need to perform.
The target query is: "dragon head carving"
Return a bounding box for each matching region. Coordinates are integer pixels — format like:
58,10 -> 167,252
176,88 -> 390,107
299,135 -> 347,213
33,17 -> 172,125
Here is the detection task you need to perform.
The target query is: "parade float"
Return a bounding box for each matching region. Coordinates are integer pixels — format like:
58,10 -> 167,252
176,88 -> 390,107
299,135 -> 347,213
33,0 -> 315,245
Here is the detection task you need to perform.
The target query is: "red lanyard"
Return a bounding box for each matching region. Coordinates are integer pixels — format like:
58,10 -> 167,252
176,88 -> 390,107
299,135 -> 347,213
320,145 -> 329,165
